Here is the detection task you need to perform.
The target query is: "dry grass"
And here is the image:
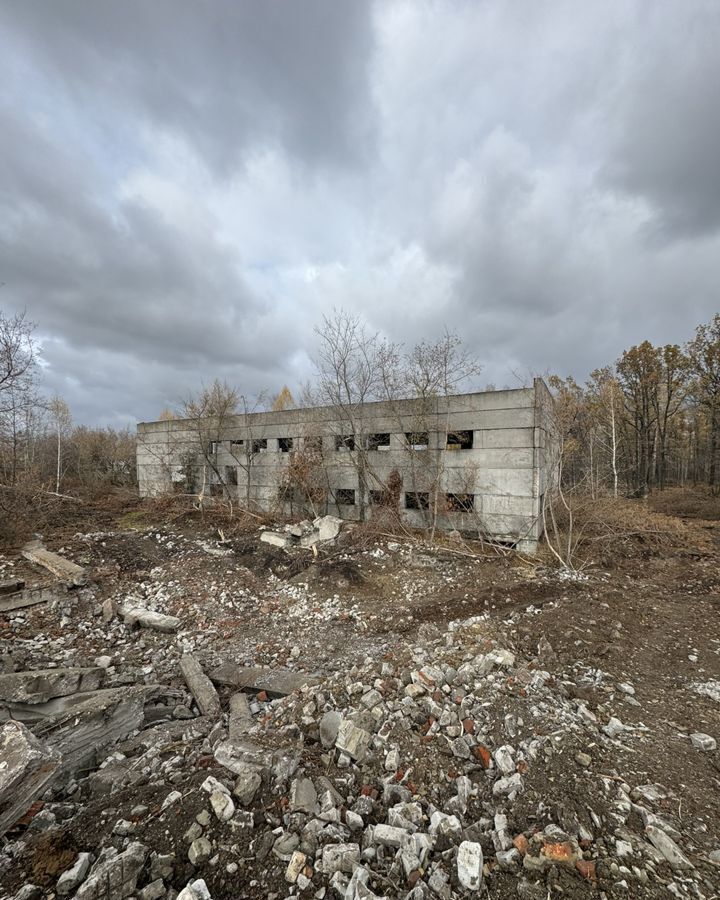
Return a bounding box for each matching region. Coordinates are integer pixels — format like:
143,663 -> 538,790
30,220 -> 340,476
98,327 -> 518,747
648,486 -> 720,521
542,491 -> 714,570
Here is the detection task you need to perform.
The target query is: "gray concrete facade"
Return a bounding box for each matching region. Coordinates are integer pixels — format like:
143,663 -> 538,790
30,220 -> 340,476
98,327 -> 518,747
136,378 -> 555,551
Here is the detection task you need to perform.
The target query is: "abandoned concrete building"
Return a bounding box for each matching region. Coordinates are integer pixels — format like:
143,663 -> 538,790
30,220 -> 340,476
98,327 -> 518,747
136,379 -> 555,552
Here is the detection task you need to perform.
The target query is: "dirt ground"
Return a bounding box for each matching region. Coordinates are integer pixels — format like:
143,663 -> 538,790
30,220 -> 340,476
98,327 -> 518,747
1,490 -> 719,899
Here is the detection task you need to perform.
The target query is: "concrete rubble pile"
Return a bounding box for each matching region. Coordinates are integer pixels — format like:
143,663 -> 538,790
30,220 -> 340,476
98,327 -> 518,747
2,603 -> 717,900
1,528 -> 718,900
260,516 -> 346,550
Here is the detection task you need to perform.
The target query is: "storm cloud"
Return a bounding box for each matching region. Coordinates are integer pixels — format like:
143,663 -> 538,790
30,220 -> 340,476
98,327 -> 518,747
1,0 -> 718,425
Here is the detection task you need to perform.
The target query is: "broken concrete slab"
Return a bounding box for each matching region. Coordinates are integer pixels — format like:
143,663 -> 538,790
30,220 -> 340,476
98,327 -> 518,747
122,607 -> 181,633
19,686 -> 163,776
0,585 -> 62,613
0,578 -> 25,595
180,654 -> 222,719
21,541 -> 87,586
0,667 -> 105,704
228,692 -> 252,742
213,736 -> 267,776
0,721 -> 62,837
210,663 -> 317,697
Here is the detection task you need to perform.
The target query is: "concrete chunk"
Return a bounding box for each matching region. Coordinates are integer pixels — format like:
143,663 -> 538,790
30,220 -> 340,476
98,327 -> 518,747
335,719 -> 372,761
260,531 -> 292,548
180,654 -> 222,719
0,721 -> 61,837
56,852 -> 93,896
75,842 -> 148,900
289,777 -> 317,814
314,515 -> 343,542
122,607 -> 180,633
457,840 -> 484,891
646,826 -> 694,871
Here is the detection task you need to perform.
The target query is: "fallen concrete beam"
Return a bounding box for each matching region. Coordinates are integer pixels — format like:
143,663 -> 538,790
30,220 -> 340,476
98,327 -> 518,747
122,607 -> 180,633
0,720 -> 61,837
180,654 -> 222,719
210,663 -> 317,697
0,585 -> 60,613
0,667 -> 105,704
21,541 -> 86,586
228,692 -> 252,743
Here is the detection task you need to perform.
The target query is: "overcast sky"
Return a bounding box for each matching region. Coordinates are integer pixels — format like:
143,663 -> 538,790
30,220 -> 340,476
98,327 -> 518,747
1,1 -> 719,426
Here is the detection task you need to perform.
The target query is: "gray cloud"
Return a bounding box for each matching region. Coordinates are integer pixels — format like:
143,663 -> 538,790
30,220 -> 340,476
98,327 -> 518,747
601,2 -> 720,239
0,0 -> 719,425
2,0 -> 374,171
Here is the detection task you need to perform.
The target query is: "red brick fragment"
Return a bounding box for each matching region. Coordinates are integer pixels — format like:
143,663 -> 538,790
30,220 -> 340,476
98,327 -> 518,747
512,834 -> 529,856
575,859 -> 597,882
462,718 -> 474,734
472,744 -> 492,768
542,841 -> 578,866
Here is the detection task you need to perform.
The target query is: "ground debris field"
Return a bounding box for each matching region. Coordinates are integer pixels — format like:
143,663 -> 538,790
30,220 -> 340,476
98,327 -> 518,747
1,494 -> 719,900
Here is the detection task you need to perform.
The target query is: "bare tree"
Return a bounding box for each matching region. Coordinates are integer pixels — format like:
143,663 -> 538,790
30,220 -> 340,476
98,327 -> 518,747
181,379 -> 240,514
0,310 -> 36,411
48,395 -> 72,494
312,310 -> 403,520
404,330 -> 483,539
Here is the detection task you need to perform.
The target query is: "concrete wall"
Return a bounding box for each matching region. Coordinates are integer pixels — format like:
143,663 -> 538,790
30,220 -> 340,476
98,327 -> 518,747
136,379 -> 555,551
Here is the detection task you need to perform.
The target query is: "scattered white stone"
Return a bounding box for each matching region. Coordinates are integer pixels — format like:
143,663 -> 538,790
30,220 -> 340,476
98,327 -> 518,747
285,850 -> 307,883
57,852 -> 92,896
161,790 -> 182,810
210,790 -> 235,822
646,826 -> 694,871
690,732 -> 716,751
177,878 -> 212,900
457,840 -> 483,891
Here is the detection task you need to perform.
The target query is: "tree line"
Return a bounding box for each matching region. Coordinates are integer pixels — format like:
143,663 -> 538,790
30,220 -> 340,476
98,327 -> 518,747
0,310 -> 136,499
549,314 -> 720,497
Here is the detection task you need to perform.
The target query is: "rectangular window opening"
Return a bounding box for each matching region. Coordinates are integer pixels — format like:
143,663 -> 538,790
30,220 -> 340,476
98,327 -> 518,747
251,438 -> 268,454
405,432 -> 429,450
225,465 -> 238,486
230,439 -> 244,447
367,432 -> 391,451
446,429 -> 474,450
335,434 -> 355,452
405,491 -> 430,510
278,437 -> 294,452
335,488 -> 356,505
446,493 -> 474,512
